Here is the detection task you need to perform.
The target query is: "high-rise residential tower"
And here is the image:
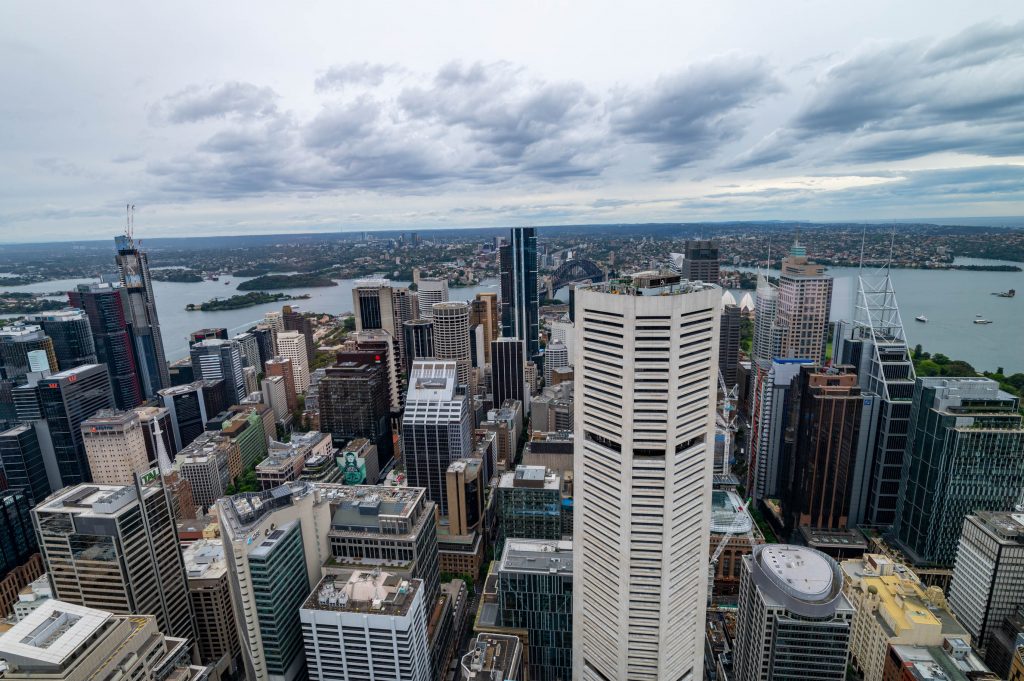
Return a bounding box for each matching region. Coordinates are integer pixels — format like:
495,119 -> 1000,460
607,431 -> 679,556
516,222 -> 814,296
275,331 -> 310,395
69,282 -> 144,409
775,242 -> 833,363
32,482 -> 196,642
281,305 -> 316,368
417,277 -> 449,319
543,340 -> 569,387
500,227 -> 539,360
893,378 -> 1024,567
432,302 -> 471,387
114,234 -> 170,395
573,272 -> 720,681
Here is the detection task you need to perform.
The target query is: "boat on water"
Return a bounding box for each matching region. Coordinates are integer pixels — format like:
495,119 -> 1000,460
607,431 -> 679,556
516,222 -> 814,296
974,319 -> 994,325
993,289 -> 1016,298
915,315 -> 928,323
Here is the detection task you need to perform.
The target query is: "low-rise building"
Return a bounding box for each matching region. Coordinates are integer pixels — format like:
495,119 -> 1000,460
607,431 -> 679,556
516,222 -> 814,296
11,574 -> 51,623
842,554 -> 968,681
883,638 -> 999,680
460,633 -> 523,681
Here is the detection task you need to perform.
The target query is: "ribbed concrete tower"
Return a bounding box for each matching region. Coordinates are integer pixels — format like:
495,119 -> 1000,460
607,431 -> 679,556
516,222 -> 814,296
573,271 -> 720,681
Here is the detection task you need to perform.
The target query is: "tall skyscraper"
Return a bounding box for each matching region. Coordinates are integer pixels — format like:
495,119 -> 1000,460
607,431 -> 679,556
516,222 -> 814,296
948,512 -> 1024,656
0,490 -> 38,583
25,310 -> 96,371
833,271 -> 917,527
114,234 -> 170,395
491,337 -> 525,407
189,339 -> 247,404
893,378 -> 1024,567
470,292 -> 500,364
402,361 -> 472,515
500,227 -> 539,359
498,539 -> 573,681
751,275 -> 780,364
343,330 -> 401,413
718,297 -> 740,387
36,363 -> 116,486
265,357 -> 299,413
300,571 -> 431,681
32,482 -> 196,642
747,358 -> 814,502
158,380 -> 222,452
733,545 -> 854,681
775,242 -> 833,363
352,279 -> 416,366
282,305 -> 316,368
573,272 -> 720,681
680,239 -> 720,284
0,325 -> 56,381
417,277 -> 449,319
403,319 -> 434,374
182,539 -> 242,672
543,339 -> 569,387
432,302 -> 471,387
275,331 -> 310,395
69,282 -> 144,410
318,357 -> 394,468
784,364 -> 876,532
0,425 -> 52,506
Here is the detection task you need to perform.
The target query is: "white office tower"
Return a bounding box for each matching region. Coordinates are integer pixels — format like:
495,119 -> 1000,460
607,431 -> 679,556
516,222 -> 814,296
573,272 -> 721,681
276,330 -> 310,395
300,571 -> 430,681
734,545 -> 854,681
544,340 -> 569,386
417,278 -> 449,319
432,302 -> 472,386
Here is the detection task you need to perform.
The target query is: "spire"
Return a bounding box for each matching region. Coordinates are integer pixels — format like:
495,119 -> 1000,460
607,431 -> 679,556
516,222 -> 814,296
152,416 -> 174,475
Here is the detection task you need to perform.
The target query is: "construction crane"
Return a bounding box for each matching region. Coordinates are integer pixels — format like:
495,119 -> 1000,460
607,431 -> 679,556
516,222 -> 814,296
716,369 -> 739,476
708,496 -> 755,606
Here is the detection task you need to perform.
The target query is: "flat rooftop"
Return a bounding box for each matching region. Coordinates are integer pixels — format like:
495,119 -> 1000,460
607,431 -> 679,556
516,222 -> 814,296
0,600 -> 112,667
182,539 -> 227,581
461,634 -> 521,680
303,570 -> 419,616
581,270 -> 719,296
38,484 -> 156,517
499,539 -> 573,576
327,486 -> 425,531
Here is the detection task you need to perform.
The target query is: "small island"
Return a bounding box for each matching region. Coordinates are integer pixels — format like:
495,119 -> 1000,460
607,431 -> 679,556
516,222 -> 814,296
151,268 -> 204,283
0,275 -> 41,287
237,274 -> 336,290
0,292 -> 68,314
187,291 -> 311,311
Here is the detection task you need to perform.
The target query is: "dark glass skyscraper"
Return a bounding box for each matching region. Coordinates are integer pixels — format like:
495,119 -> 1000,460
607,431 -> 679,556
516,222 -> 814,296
491,337 -> 524,406
0,326 -> 56,381
402,319 -> 434,374
0,424 -> 52,506
500,227 -> 539,359
36,363 -> 116,486
25,310 -> 97,371
317,357 -> 394,469
115,234 -> 170,395
69,282 -> 144,410
680,239 -> 720,285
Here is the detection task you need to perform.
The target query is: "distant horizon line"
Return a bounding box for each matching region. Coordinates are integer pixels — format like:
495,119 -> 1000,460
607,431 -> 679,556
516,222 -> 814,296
2,215 -> 1022,246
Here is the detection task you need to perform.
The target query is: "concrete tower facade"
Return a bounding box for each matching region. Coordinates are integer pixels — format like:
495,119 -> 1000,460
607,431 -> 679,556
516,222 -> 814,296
573,272 -> 720,681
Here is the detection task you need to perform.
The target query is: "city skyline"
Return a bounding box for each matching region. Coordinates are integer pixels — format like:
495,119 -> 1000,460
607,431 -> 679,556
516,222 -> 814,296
3,3 -> 1024,241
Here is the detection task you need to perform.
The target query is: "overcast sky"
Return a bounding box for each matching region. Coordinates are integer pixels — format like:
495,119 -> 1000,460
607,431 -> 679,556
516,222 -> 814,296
2,1 -> 1024,242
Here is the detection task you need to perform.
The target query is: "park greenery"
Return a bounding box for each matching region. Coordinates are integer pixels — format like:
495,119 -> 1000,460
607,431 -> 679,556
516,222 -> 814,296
186,291 -> 310,311
237,273 -> 337,290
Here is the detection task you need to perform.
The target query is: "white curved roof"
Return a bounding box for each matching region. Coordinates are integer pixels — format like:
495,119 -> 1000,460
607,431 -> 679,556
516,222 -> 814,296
760,545 -> 835,601
739,292 -> 754,311
722,290 -> 737,306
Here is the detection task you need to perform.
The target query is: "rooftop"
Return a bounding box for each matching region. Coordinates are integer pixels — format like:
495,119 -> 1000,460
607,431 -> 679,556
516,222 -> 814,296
499,465 -> 559,491
748,544 -> 851,618
890,639 -> 999,680
499,539 -> 573,576
582,270 -> 719,296
0,600 -> 111,666
974,511 -> 1024,543
710,489 -> 753,534
182,539 -> 227,581
303,570 -> 419,616
461,633 -> 522,681
38,484 -> 156,517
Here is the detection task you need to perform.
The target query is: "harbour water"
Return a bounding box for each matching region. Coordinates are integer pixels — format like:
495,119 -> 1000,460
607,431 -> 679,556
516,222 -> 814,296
4,257 -> 1022,373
